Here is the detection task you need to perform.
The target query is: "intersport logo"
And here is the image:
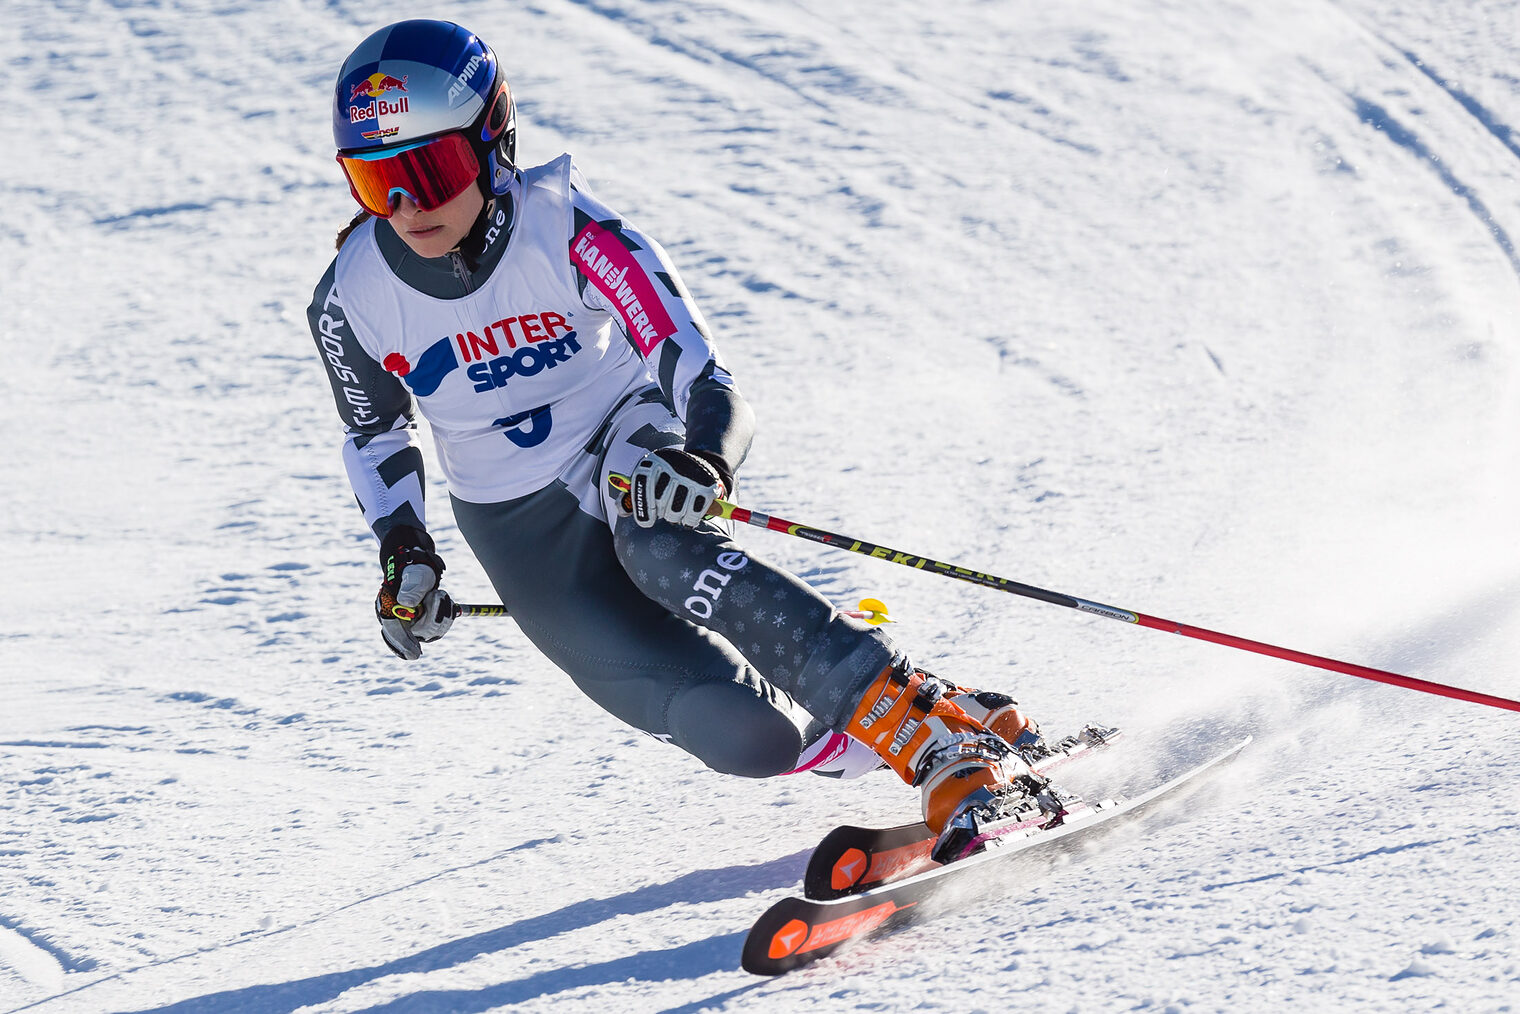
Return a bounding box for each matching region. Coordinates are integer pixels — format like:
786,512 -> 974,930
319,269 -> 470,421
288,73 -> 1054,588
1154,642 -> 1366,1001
381,311 -> 582,396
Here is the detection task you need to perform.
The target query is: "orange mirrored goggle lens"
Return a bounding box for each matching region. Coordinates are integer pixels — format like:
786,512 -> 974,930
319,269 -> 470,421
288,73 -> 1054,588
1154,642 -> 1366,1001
337,132 -> 481,218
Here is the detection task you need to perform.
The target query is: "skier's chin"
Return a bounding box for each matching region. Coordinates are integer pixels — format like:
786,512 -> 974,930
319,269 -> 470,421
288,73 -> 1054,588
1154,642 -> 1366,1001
398,224 -> 458,258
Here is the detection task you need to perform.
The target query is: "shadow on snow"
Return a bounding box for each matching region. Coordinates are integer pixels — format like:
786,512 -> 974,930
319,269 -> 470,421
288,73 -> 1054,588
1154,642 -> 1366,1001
123,851 -> 805,1014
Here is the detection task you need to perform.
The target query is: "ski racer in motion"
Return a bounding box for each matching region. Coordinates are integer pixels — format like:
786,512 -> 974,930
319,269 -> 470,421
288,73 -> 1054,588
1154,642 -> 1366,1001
306,19 -> 1050,861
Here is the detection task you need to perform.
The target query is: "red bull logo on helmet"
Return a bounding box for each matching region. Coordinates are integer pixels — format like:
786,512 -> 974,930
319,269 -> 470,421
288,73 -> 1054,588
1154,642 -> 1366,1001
348,72 -> 410,125
350,72 -> 408,101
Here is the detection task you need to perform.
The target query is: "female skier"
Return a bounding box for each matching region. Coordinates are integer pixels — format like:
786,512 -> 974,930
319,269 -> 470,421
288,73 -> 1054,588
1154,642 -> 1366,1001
307,19 -> 1048,857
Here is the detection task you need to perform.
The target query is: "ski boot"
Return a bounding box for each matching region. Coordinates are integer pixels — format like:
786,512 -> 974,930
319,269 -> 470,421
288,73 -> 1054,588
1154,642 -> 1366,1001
794,692 -> 1044,779
947,689 -> 1044,761
845,658 -> 1064,864
796,691 -> 1045,779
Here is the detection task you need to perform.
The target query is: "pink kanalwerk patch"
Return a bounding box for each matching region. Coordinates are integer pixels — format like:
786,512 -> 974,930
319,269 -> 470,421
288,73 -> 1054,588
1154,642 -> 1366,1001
571,221 -> 677,356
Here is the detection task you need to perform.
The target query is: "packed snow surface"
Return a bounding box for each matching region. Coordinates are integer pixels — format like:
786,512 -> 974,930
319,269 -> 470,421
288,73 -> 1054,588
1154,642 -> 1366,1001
5,0 -> 1520,1010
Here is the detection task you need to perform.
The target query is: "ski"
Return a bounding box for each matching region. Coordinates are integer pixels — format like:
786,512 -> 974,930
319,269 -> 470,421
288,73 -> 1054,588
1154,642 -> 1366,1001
805,724 -> 1123,900
742,735 -> 1250,975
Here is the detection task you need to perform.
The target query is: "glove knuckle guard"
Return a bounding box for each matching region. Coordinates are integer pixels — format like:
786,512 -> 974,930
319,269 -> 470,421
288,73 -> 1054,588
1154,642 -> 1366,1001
631,448 -> 723,528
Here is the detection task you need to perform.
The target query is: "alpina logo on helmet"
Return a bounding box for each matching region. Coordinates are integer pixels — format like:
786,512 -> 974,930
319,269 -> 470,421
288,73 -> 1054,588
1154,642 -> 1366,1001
447,53 -> 484,103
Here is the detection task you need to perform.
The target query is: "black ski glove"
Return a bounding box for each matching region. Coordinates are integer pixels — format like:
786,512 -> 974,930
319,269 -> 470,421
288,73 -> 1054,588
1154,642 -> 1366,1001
630,447 -> 728,528
376,526 -> 455,660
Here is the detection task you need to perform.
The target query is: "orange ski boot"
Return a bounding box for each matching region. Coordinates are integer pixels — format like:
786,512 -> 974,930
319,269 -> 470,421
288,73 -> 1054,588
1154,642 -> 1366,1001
845,659 -> 1060,863
948,689 -> 1045,759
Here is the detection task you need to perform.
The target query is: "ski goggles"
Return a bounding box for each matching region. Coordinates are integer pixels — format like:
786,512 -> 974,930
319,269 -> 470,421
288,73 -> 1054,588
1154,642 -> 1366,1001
336,132 -> 480,218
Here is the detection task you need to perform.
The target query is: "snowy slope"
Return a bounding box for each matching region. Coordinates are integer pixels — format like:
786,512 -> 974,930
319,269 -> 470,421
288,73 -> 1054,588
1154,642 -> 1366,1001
4,0 -> 1519,1010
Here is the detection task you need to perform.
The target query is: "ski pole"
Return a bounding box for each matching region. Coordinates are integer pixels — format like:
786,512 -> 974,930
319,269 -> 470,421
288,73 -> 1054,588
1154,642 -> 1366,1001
387,601 -> 508,621
454,602 -> 510,618
693,492 -> 1519,715
435,599 -> 889,623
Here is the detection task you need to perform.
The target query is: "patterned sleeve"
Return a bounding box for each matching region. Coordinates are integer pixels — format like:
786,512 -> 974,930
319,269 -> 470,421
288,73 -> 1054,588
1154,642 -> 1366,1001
307,260 -> 428,542
566,176 -> 755,486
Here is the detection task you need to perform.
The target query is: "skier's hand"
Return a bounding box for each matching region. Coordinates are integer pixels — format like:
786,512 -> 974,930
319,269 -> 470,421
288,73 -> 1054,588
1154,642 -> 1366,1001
375,526 -> 455,660
630,448 -> 726,528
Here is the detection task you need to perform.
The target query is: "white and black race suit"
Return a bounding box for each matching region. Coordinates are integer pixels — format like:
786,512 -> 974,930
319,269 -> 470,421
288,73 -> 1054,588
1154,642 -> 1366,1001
307,155 -> 893,776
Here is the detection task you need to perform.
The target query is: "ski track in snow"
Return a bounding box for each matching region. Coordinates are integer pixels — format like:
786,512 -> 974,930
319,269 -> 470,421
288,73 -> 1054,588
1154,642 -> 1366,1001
5,0 -> 1520,1010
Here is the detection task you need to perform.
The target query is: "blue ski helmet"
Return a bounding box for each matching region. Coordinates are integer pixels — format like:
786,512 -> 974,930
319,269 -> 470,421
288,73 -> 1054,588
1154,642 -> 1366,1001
333,20 -> 517,191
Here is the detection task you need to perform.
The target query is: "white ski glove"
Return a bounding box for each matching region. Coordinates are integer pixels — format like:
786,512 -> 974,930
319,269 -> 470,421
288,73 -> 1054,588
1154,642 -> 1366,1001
375,527 -> 456,660
630,448 -> 726,528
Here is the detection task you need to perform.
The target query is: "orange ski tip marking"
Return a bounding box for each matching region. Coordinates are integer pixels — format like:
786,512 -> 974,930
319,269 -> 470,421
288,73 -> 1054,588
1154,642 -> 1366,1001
768,918 -> 811,959
831,848 -> 869,891
783,900 -> 914,957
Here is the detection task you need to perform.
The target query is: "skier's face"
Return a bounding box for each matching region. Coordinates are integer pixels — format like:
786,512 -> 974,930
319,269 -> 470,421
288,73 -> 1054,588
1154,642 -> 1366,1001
390,184 -> 485,259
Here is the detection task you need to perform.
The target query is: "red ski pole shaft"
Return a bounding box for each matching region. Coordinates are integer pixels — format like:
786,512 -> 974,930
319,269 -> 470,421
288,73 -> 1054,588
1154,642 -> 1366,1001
708,498 -> 1520,714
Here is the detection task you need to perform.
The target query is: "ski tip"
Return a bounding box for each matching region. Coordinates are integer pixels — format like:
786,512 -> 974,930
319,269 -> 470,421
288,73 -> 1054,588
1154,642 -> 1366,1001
742,896 -> 917,974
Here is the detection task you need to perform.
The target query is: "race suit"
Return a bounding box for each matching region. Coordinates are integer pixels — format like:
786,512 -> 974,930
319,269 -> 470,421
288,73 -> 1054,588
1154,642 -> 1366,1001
306,155 -> 893,776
